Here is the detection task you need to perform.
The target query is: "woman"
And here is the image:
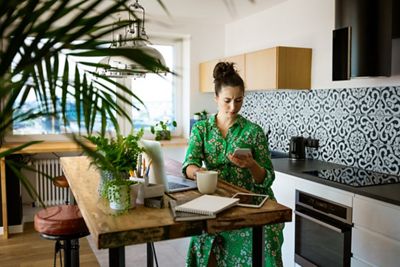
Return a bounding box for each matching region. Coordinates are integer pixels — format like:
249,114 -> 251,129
182,62 -> 283,267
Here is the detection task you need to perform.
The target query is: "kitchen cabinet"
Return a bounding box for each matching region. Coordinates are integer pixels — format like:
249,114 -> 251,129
199,46 -> 312,92
273,171 -> 354,267
199,54 -> 245,93
352,195 -> 400,267
274,168 -> 400,267
245,46 -> 312,90
272,172 -> 296,267
199,58 -> 219,93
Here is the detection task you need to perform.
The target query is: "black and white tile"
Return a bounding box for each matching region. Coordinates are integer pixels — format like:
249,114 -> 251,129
241,86 -> 400,175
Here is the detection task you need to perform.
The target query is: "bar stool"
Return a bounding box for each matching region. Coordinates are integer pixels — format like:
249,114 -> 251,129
53,174 -> 72,205
34,205 -> 89,267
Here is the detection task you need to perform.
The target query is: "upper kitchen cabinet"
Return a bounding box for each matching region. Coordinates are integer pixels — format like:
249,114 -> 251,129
199,46 -> 311,92
199,54 -> 245,93
199,59 -> 218,93
224,54 -> 245,78
245,46 -> 312,90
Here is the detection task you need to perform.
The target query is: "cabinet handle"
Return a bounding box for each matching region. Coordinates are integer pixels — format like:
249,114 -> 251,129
295,211 -> 344,233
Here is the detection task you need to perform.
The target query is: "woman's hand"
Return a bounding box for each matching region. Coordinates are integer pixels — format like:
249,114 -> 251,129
228,153 -> 266,184
228,153 -> 256,169
186,165 -> 207,180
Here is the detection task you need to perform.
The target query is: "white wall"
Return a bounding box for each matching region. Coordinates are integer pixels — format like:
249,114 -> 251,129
148,19 -> 224,137
225,0 -> 400,89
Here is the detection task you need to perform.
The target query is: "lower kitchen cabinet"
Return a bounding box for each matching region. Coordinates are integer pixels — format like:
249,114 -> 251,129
352,195 -> 400,267
272,172 -> 296,266
273,171 -> 400,267
350,257 -> 374,267
273,171 -> 354,267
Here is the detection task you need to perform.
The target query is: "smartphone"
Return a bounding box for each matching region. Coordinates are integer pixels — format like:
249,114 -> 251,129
233,148 -> 252,157
232,193 -> 269,208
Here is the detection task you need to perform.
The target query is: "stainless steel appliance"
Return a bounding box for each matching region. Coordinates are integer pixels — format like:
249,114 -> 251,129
303,166 -> 400,187
295,190 -> 352,267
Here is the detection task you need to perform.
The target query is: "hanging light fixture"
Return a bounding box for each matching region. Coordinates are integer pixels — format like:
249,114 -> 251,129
98,0 -> 167,78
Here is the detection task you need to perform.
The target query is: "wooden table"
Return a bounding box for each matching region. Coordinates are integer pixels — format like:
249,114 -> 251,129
61,156 -> 292,266
0,138 -> 187,239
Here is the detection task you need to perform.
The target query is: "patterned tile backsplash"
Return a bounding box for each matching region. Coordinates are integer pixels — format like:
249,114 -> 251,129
241,86 -> 400,175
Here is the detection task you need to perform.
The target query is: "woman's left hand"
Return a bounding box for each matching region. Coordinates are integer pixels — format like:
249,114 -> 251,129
228,153 -> 256,169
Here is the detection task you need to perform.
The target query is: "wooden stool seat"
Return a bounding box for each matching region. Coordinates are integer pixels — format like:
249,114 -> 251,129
53,175 -> 69,188
34,205 -> 88,236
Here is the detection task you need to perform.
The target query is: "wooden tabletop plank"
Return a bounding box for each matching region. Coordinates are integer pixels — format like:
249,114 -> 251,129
60,156 -> 292,249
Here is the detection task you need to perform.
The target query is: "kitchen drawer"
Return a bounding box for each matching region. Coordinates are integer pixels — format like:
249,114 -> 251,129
352,227 -> 400,267
351,257 -> 373,267
294,177 -> 354,207
353,195 -> 400,242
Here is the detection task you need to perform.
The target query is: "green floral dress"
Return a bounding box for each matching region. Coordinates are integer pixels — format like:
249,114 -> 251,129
182,114 -> 284,267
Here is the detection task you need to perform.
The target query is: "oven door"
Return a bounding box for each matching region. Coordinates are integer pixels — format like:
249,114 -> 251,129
295,205 -> 352,267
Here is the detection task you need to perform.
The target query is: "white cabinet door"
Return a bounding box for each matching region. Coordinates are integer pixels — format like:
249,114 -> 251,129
352,227 -> 400,267
353,195 -> 400,242
272,171 -> 296,267
351,257 -> 374,267
352,195 -> 400,267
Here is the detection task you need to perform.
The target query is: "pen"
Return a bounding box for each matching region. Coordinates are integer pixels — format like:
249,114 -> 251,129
164,192 -> 177,200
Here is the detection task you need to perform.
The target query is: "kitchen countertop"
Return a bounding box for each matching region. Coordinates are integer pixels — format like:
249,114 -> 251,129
271,157 -> 400,207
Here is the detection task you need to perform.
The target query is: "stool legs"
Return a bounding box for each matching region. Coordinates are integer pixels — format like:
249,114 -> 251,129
70,239 -> 80,267
52,238 -> 81,267
54,240 -> 63,267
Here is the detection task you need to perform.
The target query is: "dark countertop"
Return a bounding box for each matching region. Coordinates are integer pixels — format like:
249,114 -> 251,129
271,157 -> 400,207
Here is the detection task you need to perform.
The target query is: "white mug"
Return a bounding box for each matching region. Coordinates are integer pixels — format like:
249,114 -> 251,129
196,170 -> 218,194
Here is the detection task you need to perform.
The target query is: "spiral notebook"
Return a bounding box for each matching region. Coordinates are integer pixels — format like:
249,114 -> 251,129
169,199 -> 216,221
175,195 -> 239,216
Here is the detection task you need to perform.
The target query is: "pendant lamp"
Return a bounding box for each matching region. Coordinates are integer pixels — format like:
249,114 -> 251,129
98,0 -> 167,78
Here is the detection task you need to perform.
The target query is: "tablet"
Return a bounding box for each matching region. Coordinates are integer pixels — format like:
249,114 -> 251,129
232,193 -> 269,208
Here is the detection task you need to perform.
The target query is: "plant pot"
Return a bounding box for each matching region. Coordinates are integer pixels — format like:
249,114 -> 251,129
155,130 -> 171,140
108,183 -> 131,211
99,170 -> 114,197
99,170 -> 130,198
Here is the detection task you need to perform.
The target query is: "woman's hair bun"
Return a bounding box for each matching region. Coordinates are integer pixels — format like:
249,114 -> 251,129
213,62 -> 236,80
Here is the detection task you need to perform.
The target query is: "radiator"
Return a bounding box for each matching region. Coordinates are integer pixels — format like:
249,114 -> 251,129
34,159 -> 70,206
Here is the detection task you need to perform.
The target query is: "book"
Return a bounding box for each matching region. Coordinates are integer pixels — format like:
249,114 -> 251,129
169,199 -> 216,221
174,195 -> 239,216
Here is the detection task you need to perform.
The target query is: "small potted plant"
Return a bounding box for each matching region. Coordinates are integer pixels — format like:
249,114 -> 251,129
85,130 -> 144,211
150,120 -> 177,140
193,110 -> 209,121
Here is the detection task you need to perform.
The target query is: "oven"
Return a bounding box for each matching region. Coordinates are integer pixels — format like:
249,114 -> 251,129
295,190 -> 352,267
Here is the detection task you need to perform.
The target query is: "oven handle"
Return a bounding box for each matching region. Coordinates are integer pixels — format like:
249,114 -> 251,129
295,211 -> 344,233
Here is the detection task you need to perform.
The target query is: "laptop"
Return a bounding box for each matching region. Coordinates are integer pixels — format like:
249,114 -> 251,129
140,140 -> 197,193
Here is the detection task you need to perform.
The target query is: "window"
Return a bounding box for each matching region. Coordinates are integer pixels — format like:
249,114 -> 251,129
130,44 -> 179,132
8,37 -> 183,140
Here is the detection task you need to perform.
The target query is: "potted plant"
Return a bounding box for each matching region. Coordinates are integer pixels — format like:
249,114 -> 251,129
85,130 -> 144,211
193,110 -> 209,121
150,120 -> 177,140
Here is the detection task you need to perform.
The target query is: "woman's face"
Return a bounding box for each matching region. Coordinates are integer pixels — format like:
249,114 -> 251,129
215,85 -> 244,119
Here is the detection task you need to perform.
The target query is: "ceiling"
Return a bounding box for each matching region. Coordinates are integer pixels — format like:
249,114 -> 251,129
139,0 -> 287,24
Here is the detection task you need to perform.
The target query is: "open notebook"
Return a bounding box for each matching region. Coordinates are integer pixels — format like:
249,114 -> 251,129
140,140 -> 197,193
175,195 -> 239,216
